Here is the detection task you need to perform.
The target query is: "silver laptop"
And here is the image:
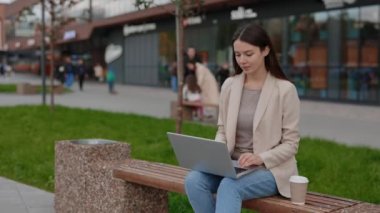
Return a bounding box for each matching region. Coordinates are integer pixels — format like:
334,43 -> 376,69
167,132 -> 261,179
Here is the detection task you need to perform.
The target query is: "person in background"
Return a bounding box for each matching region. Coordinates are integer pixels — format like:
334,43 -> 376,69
77,59 -> 86,91
184,23 -> 300,213
57,60 -> 66,84
216,62 -> 231,89
4,63 -> 13,78
64,57 -> 75,88
186,61 -> 219,107
169,61 -> 178,92
106,65 -> 116,94
184,47 -> 201,80
94,62 -> 104,82
183,74 -> 203,120
0,63 -> 4,77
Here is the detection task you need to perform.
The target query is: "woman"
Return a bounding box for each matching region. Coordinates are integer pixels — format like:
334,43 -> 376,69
183,74 -> 203,120
186,61 -> 220,106
184,23 -> 300,213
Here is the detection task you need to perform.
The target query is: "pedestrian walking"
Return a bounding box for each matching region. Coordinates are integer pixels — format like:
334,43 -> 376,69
64,57 -> 75,88
77,59 -> 86,91
106,65 -> 116,94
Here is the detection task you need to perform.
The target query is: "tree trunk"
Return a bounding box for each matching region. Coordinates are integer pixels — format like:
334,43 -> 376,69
175,1 -> 184,133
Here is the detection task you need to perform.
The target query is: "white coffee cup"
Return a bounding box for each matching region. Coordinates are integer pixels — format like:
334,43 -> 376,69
289,175 -> 309,205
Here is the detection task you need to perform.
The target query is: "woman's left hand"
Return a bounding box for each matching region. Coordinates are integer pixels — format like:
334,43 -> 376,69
238,153 -> 264,168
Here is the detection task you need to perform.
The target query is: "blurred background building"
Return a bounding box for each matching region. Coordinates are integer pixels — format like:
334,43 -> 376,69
1,0 -> 379,105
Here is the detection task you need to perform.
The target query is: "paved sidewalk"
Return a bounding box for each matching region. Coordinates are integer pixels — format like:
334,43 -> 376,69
1,73 -> 380,213
0,177 -> 54,213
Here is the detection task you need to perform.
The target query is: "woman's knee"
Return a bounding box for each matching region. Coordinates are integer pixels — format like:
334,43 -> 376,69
185,171 -> 203,189
218,178 -> 239,195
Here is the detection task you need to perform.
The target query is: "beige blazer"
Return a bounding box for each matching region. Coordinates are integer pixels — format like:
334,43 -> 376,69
215,72 -> 300,198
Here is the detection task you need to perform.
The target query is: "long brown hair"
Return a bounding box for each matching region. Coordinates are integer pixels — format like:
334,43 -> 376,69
231,23 -> 288,81
185,73 -> 201,93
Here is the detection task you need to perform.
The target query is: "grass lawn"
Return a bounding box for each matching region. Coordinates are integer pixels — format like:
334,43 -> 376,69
0,105 -> 379,211
0,83 -> 71,93
0,84 -> 17,93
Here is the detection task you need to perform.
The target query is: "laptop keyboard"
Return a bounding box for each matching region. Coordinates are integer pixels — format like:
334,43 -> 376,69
234,167 -> 248,174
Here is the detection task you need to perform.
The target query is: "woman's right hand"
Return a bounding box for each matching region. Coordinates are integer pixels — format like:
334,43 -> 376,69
238,153 -> 264,168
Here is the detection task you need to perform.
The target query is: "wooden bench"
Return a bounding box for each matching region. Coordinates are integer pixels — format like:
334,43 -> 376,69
17,83 -> 38,94
113,159 -> 380,212
170,100 -> 218,121
16,83 -> 65,95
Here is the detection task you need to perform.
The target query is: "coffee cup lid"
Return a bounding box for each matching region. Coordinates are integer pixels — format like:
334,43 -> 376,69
289,175 -> 309,183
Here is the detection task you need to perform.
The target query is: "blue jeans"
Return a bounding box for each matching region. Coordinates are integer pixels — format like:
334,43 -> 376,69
65,73 -> 74,88
185,169 -> 278,213
171,76 -> 177,92
108,81 -> 114,93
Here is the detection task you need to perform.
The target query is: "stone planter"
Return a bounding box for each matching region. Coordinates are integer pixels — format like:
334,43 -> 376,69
55,139 -> 130,213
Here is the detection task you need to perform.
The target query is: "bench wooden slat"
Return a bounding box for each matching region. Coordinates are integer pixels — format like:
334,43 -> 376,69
243,197 -> 331,213
306,200 -> 342,210
113,159 -> 370,213
307,192 -> 361,205
265,196 -> 336,212
114,160 -> 187,193
116,168 -> 186,187
306,195 -> 356,208
116,161 -> 189,182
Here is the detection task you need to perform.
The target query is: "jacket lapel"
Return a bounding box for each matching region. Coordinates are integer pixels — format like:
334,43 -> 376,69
226,74 -> 244,152
253,73 -> 275,133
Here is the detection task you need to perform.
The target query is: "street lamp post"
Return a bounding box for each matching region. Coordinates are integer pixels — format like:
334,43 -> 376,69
89,0 -> 93,22
41,0 -> 46,105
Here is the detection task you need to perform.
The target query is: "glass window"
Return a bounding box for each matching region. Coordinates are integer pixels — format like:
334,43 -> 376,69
358,5 -> 380,102
312,11 -> 328,41
158,31 -> 176,87
360,5 -> 379,67
343,8 -> 360,66
288,15 -> 308,97
308,12 -> 328,94
341,8 -> 360,101
327,9 -> 343,99
262,18 -> 284,59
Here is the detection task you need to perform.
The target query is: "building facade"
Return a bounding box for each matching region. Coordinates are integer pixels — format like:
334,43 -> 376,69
3,0 -> 380,105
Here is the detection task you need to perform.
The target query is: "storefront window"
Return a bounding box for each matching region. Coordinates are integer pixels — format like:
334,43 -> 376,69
158,31 -> 176,87
343,8 -> 360,67
342,8 -> 360,101
358,5 -> 379,102
327,9 -> 343,99
262,18 -> 284,61
288,15 -> 309,97
308,11 -> 328,98
215,22 -> 237,69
